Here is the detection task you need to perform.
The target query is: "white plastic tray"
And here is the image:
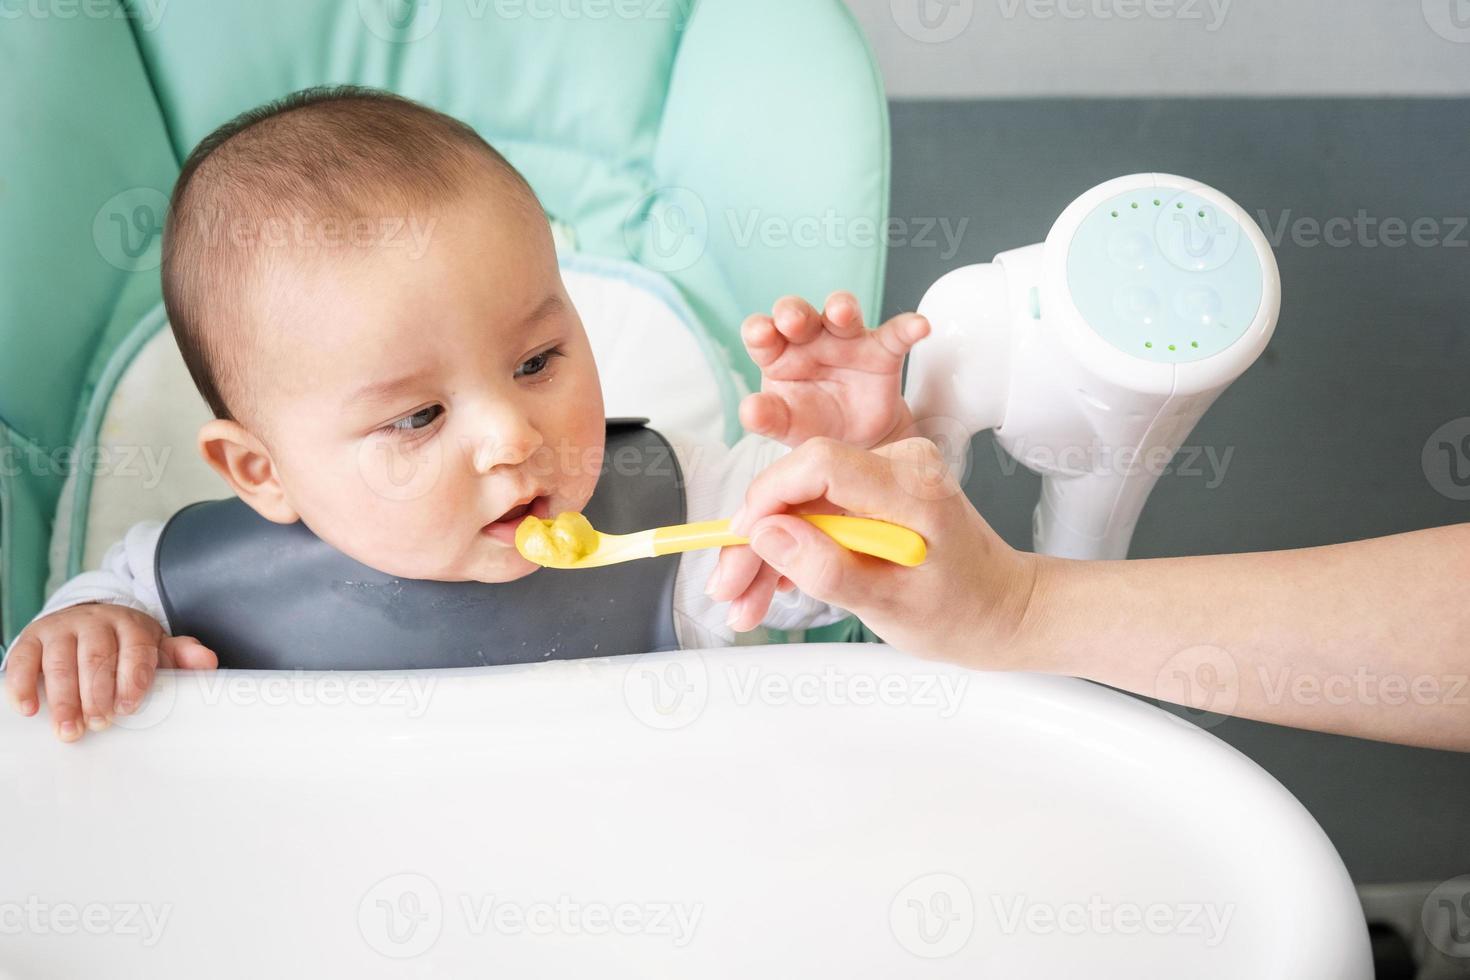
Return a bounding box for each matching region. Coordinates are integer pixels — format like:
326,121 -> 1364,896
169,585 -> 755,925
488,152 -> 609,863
0,644 -> 1370,977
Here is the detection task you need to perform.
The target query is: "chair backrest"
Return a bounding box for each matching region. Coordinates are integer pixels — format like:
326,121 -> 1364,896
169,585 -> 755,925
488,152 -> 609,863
0,0 -> 890,645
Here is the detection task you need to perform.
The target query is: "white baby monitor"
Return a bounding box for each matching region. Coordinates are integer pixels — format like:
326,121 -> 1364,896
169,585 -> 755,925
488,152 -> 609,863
906,174 -> 1281,559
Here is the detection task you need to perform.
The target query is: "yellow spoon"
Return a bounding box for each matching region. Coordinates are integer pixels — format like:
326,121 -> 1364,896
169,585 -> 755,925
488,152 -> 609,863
515,511 -> 926,570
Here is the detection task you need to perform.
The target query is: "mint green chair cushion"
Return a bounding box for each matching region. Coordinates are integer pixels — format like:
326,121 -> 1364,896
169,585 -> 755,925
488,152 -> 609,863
0,0 -> 889,646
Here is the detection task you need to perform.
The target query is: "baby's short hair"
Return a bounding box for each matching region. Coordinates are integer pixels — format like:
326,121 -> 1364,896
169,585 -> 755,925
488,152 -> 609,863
161,85 -> 539,429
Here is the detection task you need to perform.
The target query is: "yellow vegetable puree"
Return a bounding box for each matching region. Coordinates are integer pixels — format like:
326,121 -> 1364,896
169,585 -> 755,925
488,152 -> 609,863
515,511 -> 599,566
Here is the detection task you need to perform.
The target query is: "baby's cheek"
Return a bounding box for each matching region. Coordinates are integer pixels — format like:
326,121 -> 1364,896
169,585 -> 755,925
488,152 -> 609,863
323,478 -> 452,570
351,432 -> 449,505
543,430 -> 604,506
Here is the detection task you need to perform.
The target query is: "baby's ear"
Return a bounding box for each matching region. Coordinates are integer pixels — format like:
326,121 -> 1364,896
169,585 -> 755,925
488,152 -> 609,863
196,419 -> 300,524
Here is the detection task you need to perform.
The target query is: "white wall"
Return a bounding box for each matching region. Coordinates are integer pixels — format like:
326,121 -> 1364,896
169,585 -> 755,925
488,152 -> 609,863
847,0 -> 1470,97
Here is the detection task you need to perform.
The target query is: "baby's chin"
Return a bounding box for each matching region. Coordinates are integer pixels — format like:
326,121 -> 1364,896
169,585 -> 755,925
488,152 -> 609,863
320,537 -> 540,585
399,544 -> 542,584
469,550 -> 541,584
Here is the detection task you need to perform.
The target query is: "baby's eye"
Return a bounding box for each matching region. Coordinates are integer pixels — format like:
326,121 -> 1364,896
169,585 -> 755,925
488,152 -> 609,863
516,346 -> 565,379
383,404 -> 444,435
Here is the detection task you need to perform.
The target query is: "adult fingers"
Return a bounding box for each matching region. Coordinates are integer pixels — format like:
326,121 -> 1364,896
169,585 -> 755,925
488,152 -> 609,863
726,561 -> 783,633
732,437 -> 955,538
746,513 -> 888,613
707,543 -> 765,605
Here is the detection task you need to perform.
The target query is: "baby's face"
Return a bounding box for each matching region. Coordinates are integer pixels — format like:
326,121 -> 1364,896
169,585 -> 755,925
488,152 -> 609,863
248,189 -> 606,583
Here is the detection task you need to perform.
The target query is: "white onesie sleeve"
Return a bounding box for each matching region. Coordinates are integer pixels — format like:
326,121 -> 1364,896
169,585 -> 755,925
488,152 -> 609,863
28,520 -> 170,634
665,430 -> 852,650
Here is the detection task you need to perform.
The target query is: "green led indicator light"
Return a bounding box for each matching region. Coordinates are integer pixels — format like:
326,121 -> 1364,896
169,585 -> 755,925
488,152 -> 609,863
1144,341 -> 1153,349
1153,199 -> 1161,206
1176,202 -> 1184,209
1167,344 -> 1176,351
1111,211 -> 1119,218
1131,202 -> 1139,209
1191,340 -> 1199,348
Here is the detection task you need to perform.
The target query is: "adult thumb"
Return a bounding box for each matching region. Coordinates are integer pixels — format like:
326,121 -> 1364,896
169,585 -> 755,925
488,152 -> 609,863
748,515 -> 872,609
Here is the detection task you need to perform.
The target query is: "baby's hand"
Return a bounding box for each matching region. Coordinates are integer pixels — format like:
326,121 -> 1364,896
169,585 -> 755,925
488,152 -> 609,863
3,603 -> 218,742
740,292 -> 930,451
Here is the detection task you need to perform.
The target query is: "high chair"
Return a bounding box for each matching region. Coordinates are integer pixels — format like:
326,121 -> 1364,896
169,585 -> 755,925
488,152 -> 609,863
0,4 -> 1370,977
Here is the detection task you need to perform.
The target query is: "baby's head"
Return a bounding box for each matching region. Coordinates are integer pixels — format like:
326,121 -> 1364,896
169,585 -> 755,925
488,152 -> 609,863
163,86 -> 606,583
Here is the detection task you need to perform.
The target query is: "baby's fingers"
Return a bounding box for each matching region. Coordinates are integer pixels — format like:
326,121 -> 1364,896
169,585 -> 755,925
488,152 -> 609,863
770,296 -> 828,344
740,313 -> 786,368
76,625 -> 119,732
160,635 -> 218,671
114,624 -> 162,717
3,632 -> 42,716
821,291 -> 867,338
738,392 -> 793,445
872,312 -> 931,359
40,634 -> 84,742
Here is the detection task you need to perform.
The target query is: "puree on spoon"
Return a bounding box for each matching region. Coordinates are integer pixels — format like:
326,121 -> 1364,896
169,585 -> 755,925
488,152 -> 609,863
516,511 -> 600,567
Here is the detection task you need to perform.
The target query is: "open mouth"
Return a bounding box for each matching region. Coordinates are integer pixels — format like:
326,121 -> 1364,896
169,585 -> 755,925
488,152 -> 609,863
495,500 -> 535,525
481,494 -> 552,542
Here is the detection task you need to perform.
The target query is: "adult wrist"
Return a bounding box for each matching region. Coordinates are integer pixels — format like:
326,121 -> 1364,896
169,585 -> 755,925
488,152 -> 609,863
972,551 -> 1067,674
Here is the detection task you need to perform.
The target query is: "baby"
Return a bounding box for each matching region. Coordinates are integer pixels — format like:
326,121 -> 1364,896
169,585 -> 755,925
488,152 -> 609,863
3,86 -> 930,741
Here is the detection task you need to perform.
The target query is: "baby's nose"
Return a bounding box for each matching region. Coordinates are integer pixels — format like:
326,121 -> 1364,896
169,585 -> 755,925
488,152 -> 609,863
468,427 -> 542,473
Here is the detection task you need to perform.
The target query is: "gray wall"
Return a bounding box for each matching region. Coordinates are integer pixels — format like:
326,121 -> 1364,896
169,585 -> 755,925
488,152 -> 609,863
847,0 -> 1470,96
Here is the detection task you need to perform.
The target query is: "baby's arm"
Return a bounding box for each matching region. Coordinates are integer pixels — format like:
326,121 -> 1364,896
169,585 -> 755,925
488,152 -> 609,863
3,521 -> 216,741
